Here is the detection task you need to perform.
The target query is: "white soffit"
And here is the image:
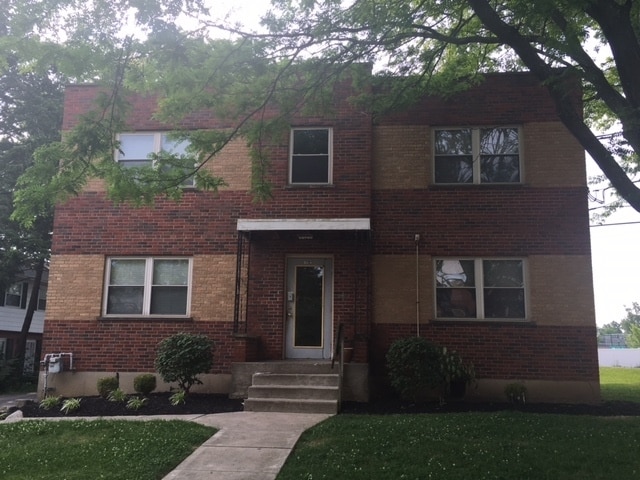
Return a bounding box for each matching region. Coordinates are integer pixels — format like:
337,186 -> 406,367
237,218 -> 371,231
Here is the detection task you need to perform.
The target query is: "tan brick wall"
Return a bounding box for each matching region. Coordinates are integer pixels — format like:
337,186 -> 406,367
372,126 -> 430,190
202,138 -> 252,191
83,138 -> 252,193
190,254 -> 237,322
372,254 -> 595,327
46,254 -> 105,321
47,254 -> 238,322
529,255 -> 596,326
372,255 -> 434,324
372,122 -> 584,189
523,122 -> 586,187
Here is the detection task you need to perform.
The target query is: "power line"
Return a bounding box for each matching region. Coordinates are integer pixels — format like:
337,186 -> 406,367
590,221 -> 640,227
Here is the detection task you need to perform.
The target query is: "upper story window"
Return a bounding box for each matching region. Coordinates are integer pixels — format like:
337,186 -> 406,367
2,283 -> 27,309
435,258 -> 526,320
434,127 -> 521,184
116,132 -> 195,187
290,128 -> 332,185
103,257 -> 192,317
37,285 -> 47,311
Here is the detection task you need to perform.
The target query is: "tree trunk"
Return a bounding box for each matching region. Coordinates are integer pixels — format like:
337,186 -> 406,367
466,0 -> 640,213
13,257 -> 45,377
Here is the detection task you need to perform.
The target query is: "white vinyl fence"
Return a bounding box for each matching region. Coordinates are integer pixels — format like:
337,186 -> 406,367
598,348 -> 640,367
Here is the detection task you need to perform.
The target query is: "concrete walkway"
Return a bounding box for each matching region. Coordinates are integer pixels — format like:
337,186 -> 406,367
164,411 -> 331,480
1,394 -> 331,480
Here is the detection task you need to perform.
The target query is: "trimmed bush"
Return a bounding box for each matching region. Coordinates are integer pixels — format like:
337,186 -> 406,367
154,332 -> 214,394
97,376 -> 119,398
386,337 -> 446,401
133,374 -> 157,396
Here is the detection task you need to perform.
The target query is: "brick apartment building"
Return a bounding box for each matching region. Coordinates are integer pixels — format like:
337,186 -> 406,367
40,71 -> 600,404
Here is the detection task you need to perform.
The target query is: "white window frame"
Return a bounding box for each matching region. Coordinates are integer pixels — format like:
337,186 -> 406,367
115,132 -> 196,187
37,285 -> 47,311
289,127 -> 333,185
103,257 -> 193,317
434,258 -> 528,321
433,126 -> 522,184
0,338 -> 6,359
4,282 -> 25,309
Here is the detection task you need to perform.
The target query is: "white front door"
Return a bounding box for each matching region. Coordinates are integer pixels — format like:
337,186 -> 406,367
285,257 -> 333,359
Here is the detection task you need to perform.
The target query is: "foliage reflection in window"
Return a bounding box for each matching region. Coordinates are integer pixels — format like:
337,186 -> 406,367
434,127 -> 520,184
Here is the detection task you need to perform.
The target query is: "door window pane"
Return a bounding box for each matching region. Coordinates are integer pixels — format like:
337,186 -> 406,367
294,266 -> 324,347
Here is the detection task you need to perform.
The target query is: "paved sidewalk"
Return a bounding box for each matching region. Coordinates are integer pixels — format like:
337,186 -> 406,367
1,395 -> 331,480
164,411 -> 331,480
0,392 -> 37,413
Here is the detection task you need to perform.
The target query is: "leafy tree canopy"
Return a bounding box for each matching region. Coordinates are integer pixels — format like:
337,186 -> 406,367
4,0 -> 640,224
0,49 -> 62,289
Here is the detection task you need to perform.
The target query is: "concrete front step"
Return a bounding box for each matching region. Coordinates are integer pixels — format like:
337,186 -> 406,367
252,373 -> 340,387
244,397 -> 339,414
248,384 -> 340,400
243,370 -> 341,414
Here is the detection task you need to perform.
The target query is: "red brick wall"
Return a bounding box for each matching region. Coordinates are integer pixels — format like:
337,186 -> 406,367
371,186 -> 591,256
370,323 -> 599,381
377,72 -> 581,126
50,72 -> 597,397
41,319 -> 238,373
245,231 -> 370,361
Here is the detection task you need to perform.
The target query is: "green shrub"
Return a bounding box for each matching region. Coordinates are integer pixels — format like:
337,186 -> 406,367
386,337 -> 447,401
126,396 -> 148,410
97,376 -> 119,398
39,395 -> 62,410
60,397 -> 81,414
505,383 -> 527,405
169,390 -> 187,406
107,388 -> 127,403
133,374 -> 157,396
154,333 -> 214,394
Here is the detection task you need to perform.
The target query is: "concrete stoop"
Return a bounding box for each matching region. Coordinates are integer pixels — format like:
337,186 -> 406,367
244,370 -> 341,414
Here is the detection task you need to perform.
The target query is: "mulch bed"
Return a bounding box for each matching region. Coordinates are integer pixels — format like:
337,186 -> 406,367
12,393 -> 640,418
16,393 -> 243,418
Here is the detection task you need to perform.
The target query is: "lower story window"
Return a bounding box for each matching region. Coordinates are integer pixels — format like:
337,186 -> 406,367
104,257 -> 192,316
435,258 -> 526,319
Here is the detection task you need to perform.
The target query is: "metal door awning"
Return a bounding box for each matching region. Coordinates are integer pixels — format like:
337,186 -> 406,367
237,218 -> 371,231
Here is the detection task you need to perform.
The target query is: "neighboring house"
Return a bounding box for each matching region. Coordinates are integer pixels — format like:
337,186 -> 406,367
0,268 -> 47,374
598,333 -> 627,348
41,71 -> 600,403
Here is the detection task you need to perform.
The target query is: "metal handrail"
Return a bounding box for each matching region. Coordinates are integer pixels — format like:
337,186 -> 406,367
331,323 -> 345,411
332,323 -> 344,369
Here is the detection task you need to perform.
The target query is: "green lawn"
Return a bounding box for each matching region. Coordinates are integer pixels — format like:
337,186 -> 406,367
2,368 -> 639,479
0,420 -> 215,480
277,367 -> 640,480
600,366 -> 640,402
278,412 -> 640,480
